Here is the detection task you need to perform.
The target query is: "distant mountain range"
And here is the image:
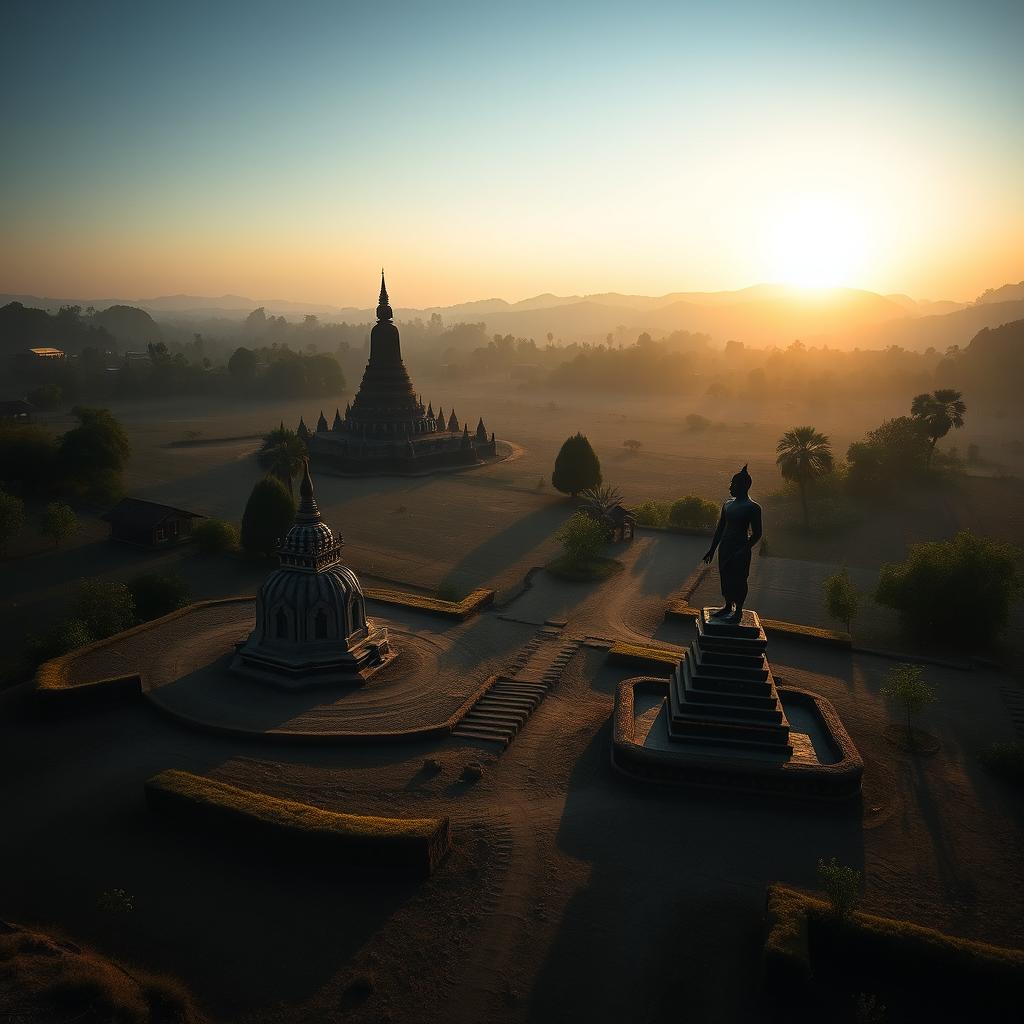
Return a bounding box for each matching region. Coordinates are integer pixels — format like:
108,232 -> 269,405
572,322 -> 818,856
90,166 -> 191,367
2,281 -> 1022,352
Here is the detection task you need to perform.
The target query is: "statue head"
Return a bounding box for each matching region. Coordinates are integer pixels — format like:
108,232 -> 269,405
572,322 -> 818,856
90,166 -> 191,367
729,463 -> 752,497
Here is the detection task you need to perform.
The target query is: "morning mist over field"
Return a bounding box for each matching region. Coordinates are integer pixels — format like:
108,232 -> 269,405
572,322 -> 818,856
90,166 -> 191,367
2,2 -> 1023,1024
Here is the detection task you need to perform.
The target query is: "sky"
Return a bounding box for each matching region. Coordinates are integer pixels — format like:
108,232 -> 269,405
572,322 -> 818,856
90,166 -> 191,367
1,0 -> 1022,308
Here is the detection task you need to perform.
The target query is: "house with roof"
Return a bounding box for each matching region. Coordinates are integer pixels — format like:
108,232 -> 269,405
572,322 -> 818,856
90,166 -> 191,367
102,498 -> 204,547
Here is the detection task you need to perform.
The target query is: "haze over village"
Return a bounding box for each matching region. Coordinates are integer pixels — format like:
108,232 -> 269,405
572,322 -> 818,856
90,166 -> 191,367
1,2 -> 1023,1023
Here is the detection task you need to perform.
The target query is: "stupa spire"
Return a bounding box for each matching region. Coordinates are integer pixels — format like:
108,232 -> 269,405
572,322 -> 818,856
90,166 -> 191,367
376,269 -> 393,322
295,459 -> 321,524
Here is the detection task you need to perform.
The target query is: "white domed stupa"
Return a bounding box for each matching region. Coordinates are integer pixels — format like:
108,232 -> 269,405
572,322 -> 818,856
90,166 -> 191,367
233,461 -> 392,687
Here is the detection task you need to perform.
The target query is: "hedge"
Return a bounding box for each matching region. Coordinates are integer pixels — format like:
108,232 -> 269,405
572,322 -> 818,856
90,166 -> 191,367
145,770 -> 451,877
764,884 -> 1024,1016
607,641 -> 681,671
364,586 -> 494,620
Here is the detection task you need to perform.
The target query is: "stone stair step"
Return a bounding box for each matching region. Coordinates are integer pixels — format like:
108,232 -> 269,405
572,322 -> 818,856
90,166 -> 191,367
677,664 -> 777,709
691,643 -> 768,681
666,715 -> 791,751
452,726 -> 510,744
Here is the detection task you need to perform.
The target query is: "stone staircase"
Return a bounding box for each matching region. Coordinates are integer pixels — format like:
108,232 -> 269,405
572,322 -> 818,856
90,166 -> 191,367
453,628 -> 578,747
666,608 -> 793,756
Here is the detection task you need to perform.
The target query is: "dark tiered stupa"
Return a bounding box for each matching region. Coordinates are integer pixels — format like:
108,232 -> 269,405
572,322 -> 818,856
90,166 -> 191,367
302,272 -> 498,476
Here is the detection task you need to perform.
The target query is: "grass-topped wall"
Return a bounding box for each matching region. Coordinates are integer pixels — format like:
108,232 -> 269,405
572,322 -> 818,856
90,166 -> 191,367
364,586 -> 494,620
145,770 -> 451,877
763,884 -> 1024,1019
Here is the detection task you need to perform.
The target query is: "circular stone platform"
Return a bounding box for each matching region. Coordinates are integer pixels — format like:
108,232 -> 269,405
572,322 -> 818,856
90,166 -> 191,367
68,600 -> 494,740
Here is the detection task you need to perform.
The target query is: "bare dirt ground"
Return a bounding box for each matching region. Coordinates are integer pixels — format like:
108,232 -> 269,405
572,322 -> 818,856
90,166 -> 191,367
1,531 -> 1022,1024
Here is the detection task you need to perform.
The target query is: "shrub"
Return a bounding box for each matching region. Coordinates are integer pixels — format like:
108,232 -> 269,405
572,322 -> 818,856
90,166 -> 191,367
129,572 -> 191,622
192,518 -> 239,555
623,439 -> 642,453
685,413 -> 711,432
57,407 -> 131,503
26,383 -> 64,409
551,432 -> 602,497
0,425 -> 58,495
875,531 -> 1021,647
40,501 -> 78,548
979,741 -> 1024,788
824,566 -> 860,633
241,475 -> 295,556
816,857 -> 861,918
668,495 -> 719,530
74,579 -> 135,639
846,416 -> 931,494
555,512 -> 607,567
632,500 -> 671,527
0,489 -> 26,555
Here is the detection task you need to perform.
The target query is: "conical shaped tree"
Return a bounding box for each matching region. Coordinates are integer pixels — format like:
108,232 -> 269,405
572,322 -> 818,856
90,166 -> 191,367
776,426 -> 833,529
241,475 -> 295,556
910,389 -> 966,468
552,433 -> 602,498
257,423 -> 307,498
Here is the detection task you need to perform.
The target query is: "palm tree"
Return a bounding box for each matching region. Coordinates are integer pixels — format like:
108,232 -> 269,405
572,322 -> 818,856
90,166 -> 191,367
258,423 -> 307,498
776,426 -> 834,529
579,484 -> 624,521
910,389 -> 966,468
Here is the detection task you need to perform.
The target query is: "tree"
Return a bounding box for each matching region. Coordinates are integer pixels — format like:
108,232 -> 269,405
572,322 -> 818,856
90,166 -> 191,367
241,476 -> 295,556
555,512 -> 607,568
824,567 -> 860,633
669,495 -> 719,530
816,858 -> 860,918
74,579 -> 135,639
875,531 -> 1021,647
258,425 -> 307,497
0,490 -> 26,555
623,439 -> 643,454
129,572 -> 191,621
228,346 -> 258,381
40,502 -> 77,548
880,663 -> 936,747
552,433 -> 602,497
846,417 -> 932,494
57,407 -> 131,503
911,388 -> 966,468
776,426 -> 834,529
193,518 -> 239,555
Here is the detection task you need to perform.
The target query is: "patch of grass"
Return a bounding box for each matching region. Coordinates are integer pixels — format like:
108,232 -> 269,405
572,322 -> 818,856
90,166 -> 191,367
545,554 -> 622,581
979,740 -> 1024,788
0,921 -> 204,1024
145,770 -> 451,876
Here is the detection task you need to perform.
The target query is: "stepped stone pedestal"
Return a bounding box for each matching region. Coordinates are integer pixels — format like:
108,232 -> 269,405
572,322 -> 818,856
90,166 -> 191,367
668,608 -> 792,757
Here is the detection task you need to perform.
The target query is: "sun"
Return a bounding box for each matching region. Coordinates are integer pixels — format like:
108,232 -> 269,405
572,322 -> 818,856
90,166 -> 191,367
766,196 -> 868,289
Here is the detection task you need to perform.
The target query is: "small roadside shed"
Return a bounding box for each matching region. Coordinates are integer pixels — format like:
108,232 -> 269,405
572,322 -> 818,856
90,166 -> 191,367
102,498 -> 203,547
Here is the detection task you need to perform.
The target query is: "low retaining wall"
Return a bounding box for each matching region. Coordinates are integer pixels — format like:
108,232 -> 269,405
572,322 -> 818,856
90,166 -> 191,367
612,676 -> 862,801
146,769 -> 451,877
365,587 -> 494,621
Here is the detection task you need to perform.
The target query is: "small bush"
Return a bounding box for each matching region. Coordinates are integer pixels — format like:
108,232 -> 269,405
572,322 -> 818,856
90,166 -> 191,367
555,512 -> 607,567
129,572 -> 191,622
668,494 -> 719,530
685,413 -> 711,432
74,579 -> 135,639
192,518 -> 239,555
632,500 -> 671,528
979,741 -> 1024,788
824,566 -> 860,633
816,857 -> 861,918
40,501 -> 78,548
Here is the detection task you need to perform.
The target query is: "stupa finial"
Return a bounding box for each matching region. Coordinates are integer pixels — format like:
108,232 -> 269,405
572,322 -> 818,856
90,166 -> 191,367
376,269 -> 393,322
295,458 -> 321,523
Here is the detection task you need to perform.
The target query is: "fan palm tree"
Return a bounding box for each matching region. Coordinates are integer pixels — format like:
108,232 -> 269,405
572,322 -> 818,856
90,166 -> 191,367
776,426 -> 834,529
579,484 -> 624,521
258,422 -> 307,498
910,389 -> 967,468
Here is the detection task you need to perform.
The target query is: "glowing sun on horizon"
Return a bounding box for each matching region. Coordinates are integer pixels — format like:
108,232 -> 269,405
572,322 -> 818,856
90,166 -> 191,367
767,196 -> 868,289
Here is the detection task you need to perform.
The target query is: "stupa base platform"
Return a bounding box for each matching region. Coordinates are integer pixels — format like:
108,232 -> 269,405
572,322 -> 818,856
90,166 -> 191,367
307,432 -> 499,477
231,624 -> 394,690
611,608 -> 862,800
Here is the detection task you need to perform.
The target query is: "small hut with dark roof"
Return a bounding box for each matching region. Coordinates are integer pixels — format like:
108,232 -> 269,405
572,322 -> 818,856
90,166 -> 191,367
102,498 -> 203,547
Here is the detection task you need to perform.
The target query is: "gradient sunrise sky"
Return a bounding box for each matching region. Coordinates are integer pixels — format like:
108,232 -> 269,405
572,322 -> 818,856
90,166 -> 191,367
2,0 -> 1021,307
